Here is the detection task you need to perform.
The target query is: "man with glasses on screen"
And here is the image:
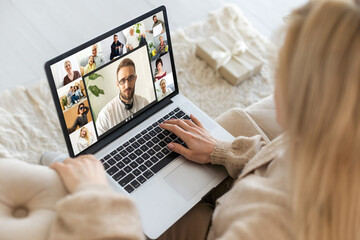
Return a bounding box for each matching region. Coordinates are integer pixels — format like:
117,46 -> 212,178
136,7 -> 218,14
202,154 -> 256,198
96,58 -> 149,135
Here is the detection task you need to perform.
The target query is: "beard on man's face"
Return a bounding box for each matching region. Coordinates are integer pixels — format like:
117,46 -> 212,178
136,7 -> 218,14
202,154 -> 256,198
120,87 -> 135,101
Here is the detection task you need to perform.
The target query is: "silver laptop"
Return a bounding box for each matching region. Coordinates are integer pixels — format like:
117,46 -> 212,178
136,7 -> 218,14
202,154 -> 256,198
45,6 -> 234,239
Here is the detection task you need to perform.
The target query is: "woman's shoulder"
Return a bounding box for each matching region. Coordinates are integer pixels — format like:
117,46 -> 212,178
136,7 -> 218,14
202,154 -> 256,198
155,71 -> 167,79
239,134 -> 287,179
73,71 -> 81,78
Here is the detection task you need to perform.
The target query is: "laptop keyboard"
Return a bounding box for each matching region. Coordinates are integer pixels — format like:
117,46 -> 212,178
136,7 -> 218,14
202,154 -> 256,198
100,107 -> 189,193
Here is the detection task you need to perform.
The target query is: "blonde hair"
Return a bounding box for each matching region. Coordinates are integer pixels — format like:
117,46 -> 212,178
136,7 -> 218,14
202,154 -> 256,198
80,127 -> 90,145
277,1 -> 360,240
64,60 -> 71,68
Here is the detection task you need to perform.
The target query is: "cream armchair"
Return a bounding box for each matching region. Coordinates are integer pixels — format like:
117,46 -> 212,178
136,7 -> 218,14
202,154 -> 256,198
216,95 -> 283,141
0,95 -> 282,240
0,160 -> 67,240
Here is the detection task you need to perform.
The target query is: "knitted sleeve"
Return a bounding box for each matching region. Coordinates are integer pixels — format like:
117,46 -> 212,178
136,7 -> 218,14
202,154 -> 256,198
210,135 -> 267,178
49,184 -> 145,240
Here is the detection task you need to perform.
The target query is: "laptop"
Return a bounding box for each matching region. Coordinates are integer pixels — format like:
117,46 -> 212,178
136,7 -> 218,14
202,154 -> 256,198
45,5 -> 234,239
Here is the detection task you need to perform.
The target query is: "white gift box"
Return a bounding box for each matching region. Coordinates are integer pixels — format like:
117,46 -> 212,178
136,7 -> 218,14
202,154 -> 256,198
196,31 -> 264,85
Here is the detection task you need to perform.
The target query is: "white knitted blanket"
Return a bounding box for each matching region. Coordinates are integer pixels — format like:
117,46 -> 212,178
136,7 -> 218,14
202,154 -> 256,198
0,4 -> 274,164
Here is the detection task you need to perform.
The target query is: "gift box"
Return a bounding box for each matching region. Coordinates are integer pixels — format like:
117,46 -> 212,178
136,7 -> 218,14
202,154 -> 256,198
195,31 -> 264,85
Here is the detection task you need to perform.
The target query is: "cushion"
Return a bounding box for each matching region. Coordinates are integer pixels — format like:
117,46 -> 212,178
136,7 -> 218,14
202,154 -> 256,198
0,159 -> 68,240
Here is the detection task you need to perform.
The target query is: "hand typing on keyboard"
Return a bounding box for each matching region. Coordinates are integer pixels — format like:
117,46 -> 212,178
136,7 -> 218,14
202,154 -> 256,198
159,114 -> 216,164
98,108 -> 200,194
50,155 -> 108,193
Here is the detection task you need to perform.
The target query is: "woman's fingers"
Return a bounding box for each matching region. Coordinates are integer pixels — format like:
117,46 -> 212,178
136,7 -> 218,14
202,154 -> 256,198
182,119 -> 198,128
168,142 -> 192,160
164,114 -> 205,130
190,114 -> 205,129
49,155 -> 107,193
160,122 -> 190,141
50,161 -> 65,172
164,117 -> 205,133
163,118 -> 193,131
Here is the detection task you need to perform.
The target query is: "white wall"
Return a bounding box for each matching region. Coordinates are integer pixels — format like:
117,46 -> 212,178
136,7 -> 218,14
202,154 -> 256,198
1,0 -> 308,91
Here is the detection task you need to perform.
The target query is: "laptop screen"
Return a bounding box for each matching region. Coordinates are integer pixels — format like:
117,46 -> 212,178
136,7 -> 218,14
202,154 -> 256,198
46,6 -> 177,156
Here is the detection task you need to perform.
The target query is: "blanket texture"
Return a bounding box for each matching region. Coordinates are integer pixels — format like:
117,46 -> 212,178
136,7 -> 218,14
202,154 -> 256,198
0,4 -> 275,164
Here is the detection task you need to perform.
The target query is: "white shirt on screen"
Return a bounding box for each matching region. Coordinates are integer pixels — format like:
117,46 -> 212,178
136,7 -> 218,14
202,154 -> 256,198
157,88 -> 172,100
77,135 -> 94,152
126,34 -> 140,49
96,94 -> 149,135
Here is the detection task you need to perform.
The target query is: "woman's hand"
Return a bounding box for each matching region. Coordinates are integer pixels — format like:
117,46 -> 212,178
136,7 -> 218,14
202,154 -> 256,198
159,114 -> 216,164
50,155 -> 108,193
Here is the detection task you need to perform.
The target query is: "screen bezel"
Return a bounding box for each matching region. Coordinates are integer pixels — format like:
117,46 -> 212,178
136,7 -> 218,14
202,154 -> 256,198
44,5 -> 178,157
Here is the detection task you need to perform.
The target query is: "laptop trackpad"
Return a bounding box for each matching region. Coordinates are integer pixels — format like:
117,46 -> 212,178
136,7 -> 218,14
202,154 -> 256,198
164,161 -> 216,201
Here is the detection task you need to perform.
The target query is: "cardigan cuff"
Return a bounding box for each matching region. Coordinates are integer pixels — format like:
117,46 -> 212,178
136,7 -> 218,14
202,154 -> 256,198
210,140 -> 233,166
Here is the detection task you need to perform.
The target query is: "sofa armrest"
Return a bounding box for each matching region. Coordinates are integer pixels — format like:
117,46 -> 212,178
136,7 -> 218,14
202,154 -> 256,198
215,95 -> 283,142
215,108 -> 270,142
244,95 -> 283,141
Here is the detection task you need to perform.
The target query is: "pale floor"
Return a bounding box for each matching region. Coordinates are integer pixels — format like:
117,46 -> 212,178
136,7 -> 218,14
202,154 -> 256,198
0,0 -> 306,91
